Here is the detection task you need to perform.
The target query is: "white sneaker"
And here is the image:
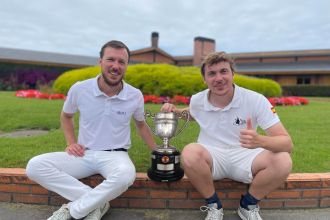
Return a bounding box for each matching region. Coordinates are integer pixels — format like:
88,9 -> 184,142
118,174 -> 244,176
238,205 -> 262,220
200,203 -> 224,220
84,202 -> 110,220
47,204 -> 71,220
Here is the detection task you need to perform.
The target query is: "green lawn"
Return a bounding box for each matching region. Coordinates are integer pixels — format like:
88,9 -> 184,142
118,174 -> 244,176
0,91 -> 329,173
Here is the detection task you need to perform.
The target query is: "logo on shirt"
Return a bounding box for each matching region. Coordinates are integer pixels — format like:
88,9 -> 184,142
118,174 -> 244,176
271,107 -> 276,114
233,117 -> 246,126
116,111 -> 126,115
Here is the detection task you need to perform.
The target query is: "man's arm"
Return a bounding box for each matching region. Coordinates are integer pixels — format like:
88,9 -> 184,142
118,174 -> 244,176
61,111 -> 76,145
240,119 -> 293,153
134,119 -> 157,150
60,111 -> 85,156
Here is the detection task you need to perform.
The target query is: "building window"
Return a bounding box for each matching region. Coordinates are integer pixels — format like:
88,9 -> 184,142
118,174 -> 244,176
297,75 -> 311,85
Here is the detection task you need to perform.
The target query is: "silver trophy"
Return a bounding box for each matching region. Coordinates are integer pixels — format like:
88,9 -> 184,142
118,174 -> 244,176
145,110 -> 189,182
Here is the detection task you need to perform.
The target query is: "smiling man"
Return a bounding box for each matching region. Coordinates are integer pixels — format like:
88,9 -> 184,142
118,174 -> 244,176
26,40 -> 156,220
161,51 -> 293,220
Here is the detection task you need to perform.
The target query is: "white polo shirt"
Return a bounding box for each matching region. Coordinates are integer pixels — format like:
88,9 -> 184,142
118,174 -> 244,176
62,75 -> 145,150
190,85 -> 280,149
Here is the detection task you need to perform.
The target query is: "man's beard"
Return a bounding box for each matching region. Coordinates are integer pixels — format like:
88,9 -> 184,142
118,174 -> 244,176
102,71 -> 123,87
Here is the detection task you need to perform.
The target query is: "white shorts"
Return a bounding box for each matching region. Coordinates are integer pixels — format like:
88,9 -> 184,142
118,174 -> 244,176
202,145 -> 264,184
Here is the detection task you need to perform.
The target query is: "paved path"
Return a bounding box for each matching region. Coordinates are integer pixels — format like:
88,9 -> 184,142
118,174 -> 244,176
0,202 -> 329,220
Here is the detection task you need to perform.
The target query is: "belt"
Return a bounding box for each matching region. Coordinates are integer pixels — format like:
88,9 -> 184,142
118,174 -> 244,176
104,148 -> 127,152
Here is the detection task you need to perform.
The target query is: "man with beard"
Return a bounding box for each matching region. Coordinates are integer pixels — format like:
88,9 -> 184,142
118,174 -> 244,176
26,40 -> 157,220
161,52 -> 293,220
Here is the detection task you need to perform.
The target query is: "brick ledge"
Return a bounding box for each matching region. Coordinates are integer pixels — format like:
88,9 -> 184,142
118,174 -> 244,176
0,168 -> 329,209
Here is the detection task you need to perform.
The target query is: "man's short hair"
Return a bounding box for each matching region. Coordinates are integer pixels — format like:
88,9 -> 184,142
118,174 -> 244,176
200,52 -> 235,76
99,40 -> 130,61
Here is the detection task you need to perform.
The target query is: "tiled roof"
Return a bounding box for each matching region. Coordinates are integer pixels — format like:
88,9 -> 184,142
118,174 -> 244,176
131,47 -> 173,59
0,47 -> 98,66
236,61 -> 330,74
231,49 -> 330,58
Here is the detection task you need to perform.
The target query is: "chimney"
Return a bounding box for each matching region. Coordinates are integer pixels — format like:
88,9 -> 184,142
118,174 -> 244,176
193,37 -> 216,66
151,32 -> 159,48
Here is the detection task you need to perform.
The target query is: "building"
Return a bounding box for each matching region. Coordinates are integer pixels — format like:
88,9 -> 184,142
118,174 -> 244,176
1,32 -> 330,87
130,32 -> 330,86
130,32 -> 216,66
0,47 -> 98,89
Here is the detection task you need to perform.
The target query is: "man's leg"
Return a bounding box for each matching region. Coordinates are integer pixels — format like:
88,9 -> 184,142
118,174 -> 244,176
249,150 -> 292,199
182,143 -> 224,220
68,151 -> 136,219
238,150 -> 292,219
181,143 -> 215,199
26,152 -> 96,201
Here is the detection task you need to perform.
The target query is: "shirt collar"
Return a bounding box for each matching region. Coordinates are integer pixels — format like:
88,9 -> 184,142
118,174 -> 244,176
223,84 -> 241,110
203,84 -> 241,111
92,75 -> 103,97
92,74 -> 128,100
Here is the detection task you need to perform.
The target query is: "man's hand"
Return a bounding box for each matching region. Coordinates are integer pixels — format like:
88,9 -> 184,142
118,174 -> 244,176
161,103 -> 177,112
239,118 -> 260,149
65,143 -> 86,157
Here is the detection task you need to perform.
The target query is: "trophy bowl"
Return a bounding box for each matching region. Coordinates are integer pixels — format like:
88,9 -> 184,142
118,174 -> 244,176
145,110 -> 189,182
154,112 -> 178,138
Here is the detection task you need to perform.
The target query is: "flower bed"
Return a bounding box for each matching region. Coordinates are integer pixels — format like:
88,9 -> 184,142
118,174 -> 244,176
144,95 -> 309,106
268,96 -> 309,106
15,90 -> 66,100
144,95 -> 190,105
15,90 -> 308,106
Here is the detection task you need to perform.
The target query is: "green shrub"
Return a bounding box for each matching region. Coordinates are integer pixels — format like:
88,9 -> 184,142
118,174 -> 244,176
53,64 -> 282,97
125,64 -> 206,96
53,66 -> 100,95
234,75 -> 282,97
282,85 -> 330,97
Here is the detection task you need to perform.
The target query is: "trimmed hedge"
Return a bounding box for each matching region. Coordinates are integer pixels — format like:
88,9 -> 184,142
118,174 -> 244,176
124,64 -> 206,97
53,64 -> 282,97
282,85 -> 330,97
234,75 -> 282,98
53,66 -> 100,95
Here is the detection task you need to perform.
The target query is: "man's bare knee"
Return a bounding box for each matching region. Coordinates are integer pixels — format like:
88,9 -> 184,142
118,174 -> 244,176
182,143 -> 211,169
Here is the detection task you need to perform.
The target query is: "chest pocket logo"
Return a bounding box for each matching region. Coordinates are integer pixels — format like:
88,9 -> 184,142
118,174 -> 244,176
109,109 -> 131,125
116,111 -> 126,116
233,117 -> 246,126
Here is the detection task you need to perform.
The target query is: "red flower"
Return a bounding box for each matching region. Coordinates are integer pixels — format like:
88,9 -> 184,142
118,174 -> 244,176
268,96 -> 309,106
49,94 -> 66,100
15,90 -> 66,100
15,90 -> 41,98
171,95 -> 190,105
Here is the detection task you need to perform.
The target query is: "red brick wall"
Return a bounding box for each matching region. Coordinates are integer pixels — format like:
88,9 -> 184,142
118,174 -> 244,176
131,52 -> 175,64
193,39 -> 215,66
0,169 -> 329,209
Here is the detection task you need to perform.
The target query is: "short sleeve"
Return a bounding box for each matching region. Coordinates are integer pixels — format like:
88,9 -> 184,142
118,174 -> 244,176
133,91 -> 145,121
255,95 -> 280,130
62,83 -> 79,114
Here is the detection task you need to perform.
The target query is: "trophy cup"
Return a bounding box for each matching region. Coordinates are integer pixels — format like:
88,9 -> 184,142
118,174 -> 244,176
145,110 -> 190,182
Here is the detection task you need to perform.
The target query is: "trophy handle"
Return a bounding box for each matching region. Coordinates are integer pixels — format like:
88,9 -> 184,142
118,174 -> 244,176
174,110 -> 190,137
144,109 -> 158,136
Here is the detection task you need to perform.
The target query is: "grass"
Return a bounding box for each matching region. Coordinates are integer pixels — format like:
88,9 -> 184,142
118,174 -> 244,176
0,91 -> 329,173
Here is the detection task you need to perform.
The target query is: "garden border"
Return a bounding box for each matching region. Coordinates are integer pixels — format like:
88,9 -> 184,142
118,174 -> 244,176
0,168 -> 329,209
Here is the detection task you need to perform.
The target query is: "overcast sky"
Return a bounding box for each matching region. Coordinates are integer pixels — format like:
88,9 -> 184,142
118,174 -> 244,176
1,0 -> 329,57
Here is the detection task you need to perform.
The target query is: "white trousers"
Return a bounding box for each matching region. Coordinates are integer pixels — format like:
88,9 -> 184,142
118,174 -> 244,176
26,150 -> 136,219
